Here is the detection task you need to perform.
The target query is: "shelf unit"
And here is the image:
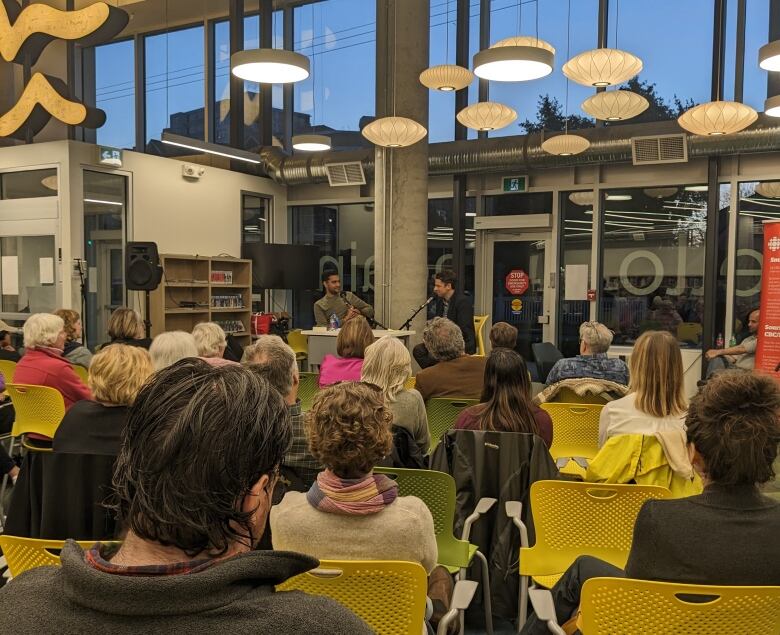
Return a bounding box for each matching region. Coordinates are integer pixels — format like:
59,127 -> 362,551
149,254 -> 252,346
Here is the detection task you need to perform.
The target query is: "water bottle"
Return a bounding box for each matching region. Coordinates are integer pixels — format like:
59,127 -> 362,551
716,332 -> 724,348
729,335 -> 736,347
328,313 -> 340,331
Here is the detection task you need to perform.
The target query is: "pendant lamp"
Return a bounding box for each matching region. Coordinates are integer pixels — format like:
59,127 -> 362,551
563,48 -> 642,87
292,134 -> 331,151
677,101 -> 757,136
420,64 -> 474,91
755,182 -> 780,198
541,133 -> 590,156
759,40 -> 780,72
361,116 -> 427,148
231,49 -> 310,84
643,187 -> 678,199
456,102 -> 517,131
473,36 -> 555,82
764,94 -> 780,117
568,191 -> 594,206
581,89 -> 648,121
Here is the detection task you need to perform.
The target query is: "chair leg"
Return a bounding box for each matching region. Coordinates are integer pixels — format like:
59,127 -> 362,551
474,550 -> 494,635
517,575 -> 529,633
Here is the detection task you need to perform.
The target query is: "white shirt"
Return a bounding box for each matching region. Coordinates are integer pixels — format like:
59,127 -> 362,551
598,393 -> 687,447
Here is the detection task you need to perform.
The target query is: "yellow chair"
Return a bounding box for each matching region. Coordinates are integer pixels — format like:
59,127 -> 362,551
425,397 -> 479,452
287,329 -> 309,371
474,315 -> 488,356
72,364 -> 89,385
548,386 -> 610,405
540,402 -> 603,478
507,480 -> 672,627
278,560 -> 429,635
404,376 -> 416,390
677,321 -> 703,345
0,536 -> 119,577
0,358 -> 16,383
7,383 -> 66,448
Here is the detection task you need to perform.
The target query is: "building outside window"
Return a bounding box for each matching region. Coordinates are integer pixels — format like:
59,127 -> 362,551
92,39 -> 135,150
427,197 -> 475,297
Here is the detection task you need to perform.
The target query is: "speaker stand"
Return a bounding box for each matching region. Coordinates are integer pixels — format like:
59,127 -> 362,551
144,290 -> 152,340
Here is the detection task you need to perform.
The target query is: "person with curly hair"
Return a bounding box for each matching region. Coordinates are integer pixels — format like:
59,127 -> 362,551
54,309 -> 93,368
271,381 -> 437,571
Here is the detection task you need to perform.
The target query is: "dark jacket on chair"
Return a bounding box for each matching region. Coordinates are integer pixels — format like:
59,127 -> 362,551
433,291 -> 476,355
431,429 -> 559,619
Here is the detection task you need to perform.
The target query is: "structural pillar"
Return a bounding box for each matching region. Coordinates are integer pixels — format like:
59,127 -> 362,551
374,0 -> 429,337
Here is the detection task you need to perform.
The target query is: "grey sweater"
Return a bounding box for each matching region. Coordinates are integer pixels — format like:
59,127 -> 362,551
389,389 -> 430,455
0,541 -> 374,634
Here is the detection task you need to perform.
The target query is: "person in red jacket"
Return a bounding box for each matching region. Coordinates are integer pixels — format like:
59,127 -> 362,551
14,313 -> 92,408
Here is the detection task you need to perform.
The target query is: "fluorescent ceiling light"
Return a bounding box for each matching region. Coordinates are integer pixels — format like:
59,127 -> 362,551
605,194 -> 632,201
465,212 -> 477,217
84,198 -> 122,206
231,49 -> 310,84
161,132 -> 261,164
684,185 -> 708,192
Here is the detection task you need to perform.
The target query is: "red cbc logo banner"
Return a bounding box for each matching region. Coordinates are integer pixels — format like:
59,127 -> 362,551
505,269 -> 529,295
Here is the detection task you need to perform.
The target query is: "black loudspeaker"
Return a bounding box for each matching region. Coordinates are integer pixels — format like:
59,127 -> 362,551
125,242 -> 163,291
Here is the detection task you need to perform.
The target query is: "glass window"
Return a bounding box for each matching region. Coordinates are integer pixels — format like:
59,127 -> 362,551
94,39 -> 135,149
145,25 -> 205,154
293,0 -> 375,151
0,236 -> 57,314
484,191 -> 553,216
427,197 -> 476,298
558,191 -> 593,357
241,193 -> 268,312
1,169 -> 58,199
599,186 -> 709,348
743,0 -> 770,113
488,0 -> 598,137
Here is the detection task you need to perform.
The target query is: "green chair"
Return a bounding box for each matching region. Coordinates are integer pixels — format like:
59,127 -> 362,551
298,372 -> 319,411
375,466 -> 496,635
425,397 -> 479,452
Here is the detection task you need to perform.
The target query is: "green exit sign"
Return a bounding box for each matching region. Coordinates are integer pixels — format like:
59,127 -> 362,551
502,175 -> 528,192
98,146 -> 123,167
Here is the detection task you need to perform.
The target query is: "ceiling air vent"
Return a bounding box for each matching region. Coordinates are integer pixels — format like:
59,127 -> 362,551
631,133 -> 688,165
325,161 -> 366,187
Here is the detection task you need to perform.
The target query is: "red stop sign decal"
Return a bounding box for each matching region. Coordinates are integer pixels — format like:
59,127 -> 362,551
505,269 -> 529,295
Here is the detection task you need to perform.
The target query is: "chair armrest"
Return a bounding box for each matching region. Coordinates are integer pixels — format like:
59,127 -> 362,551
435,580 -> 478,635
528,588 -> 566,635
461,497 -> 496,542
504,501 -> 529,548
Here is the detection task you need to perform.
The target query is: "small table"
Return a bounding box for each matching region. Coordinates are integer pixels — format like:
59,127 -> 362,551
302,329 -> 416,368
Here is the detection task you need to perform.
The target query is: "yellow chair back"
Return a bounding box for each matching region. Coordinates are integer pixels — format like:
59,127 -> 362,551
278,560 -> 428,635
287,329 -> 309,359
404,376 -> 416,390
0,358 -> 16,383
521,480 -> 672,588
540,402 -> 603,477
473,315 -> 488,356
0,536 -> 117,577
7,383 -> 65,441
579,577 -> 780,635
72,364 -> 89,385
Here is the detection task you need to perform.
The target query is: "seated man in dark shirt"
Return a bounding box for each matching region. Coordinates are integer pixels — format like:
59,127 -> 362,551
546,321 -> 628,386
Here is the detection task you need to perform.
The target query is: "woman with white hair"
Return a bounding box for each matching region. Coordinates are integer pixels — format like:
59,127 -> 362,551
192,322 -> 237,367
149,331 -> 199,372
14,313 -> 92,409
361,336 -> 430,455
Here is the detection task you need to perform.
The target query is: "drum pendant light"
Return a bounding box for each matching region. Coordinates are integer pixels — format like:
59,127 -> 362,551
231,49 -> 310,83
420,0 -> 474,91
764,94 -> 780,117
292,134 -> 331,151
292,6 -> 330,153
759,40 -> 780,71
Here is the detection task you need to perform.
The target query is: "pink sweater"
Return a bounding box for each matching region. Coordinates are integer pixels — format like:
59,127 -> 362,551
318,355 -> 363,387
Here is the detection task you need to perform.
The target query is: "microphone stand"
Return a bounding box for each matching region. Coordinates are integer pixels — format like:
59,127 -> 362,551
341,292 -> 388,330
398,298 -> 432,331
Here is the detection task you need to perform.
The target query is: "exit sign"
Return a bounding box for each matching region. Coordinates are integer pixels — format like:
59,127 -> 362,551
502,175 -> 528,192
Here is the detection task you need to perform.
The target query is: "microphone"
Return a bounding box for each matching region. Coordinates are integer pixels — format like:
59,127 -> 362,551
339,290 -> 352,306
398,297 -> 435,331
417,296 -> 434,311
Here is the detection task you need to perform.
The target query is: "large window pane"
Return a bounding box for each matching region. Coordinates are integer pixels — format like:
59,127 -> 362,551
427,197 -> 476,299
145,25 -> 205,153
94,40 -> 135,149
294,0 -> 375,151
1,169 -> 57,199
0,236 -> 57,314
744,0 -> 770,113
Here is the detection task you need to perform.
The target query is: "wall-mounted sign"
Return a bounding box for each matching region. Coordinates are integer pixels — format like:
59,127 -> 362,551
505,269 -> 529,295
502,175 -> 528,193
754,221 -> 780,377
0,1 -> 128,138
510,298 -> 523,315
99,146 -> 123,167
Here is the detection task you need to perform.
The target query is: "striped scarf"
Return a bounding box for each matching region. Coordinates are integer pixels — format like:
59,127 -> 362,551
307,469 -> 398,515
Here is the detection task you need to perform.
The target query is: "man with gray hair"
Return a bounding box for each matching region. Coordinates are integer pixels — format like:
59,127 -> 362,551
244,335 -> 320,487
414,317 -> 487,401
546,321 -> 628,385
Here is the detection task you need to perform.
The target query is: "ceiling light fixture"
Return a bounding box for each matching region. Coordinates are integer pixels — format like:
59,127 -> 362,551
677,101 -> 757,136
581,89 -> 648,121
420,0 -> 474,91
755,182 -> 780,198
605,193 -> 632,201
563,48 -> 642,87
684,185 -> 709,192
161,132 -> 261,164
362,116 -> 427,148
231,49 -> 310,83
644,187 -> 678,199
292,134 -> 331,151
456,102 -> 517,131
41,175 -> 58,190
764,94 -> 780,117
568,191 -> 594,206
759,40 -> 780,71
473,36 -> 555,82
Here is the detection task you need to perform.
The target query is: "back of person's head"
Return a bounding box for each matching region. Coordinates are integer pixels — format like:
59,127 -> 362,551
306,382 -> 393,478
686,371 -> 780,486
89,344 -> 154,406
23,313 -> 63,349
361,335 -> 412,403
489,322 -> 518,350
111,359 -> 291,556
192,322 -> 227,358
423,317 -> 465,362
579,321 -> 613,354
108,307 -> 145,340
149,331 -> 198,371
244,335 -> 297,397
628,330 -> 686,418
336,315 -> 374,358
478,348 -> 538,434
53,309 -> 81,343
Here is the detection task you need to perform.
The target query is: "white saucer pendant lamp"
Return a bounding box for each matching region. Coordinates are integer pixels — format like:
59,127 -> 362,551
292,134 -> 331,151
361,116 -> 427,148
456,102 -> 517,131
541,134 -> 590,156
419,64 -> 474,91
473,36 -> 555,82
581,89 -> 649,121
755,182 -> 780,198
643,187 -> 678,199
677,101 -> 758,136
563,48 -> 642,87
759,40 -> 780,71
231,49 -> 310,84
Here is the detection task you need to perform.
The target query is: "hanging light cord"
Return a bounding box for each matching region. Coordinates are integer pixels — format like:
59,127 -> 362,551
564,0 -> 571,134
516,0 -> 521,34
445,0 -> 450,65
535,0 -> 539,45
615,0 -> 620,49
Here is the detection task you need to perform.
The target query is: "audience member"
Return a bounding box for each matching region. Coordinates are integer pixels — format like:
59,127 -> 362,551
102,307 -> 152,349
489,321 -> 518,351
361,335 -> 430,455
245,335 -> 320,488
54,309 -> 93,368
414,317 -> 486,401
14,313 -> 92,409
271,381 -> 437,572
318,315 -> 373,387
455,349 -> 552,447
0,360 -> 371,633
149,331 -> 199,371
546,321 -> 628,386
520,370 -> 780,634
192,322 -> 237,367
648,295 -> 683,334
0,329 -> 20,362
598,330 -> 686,447
705,308 -> 759,375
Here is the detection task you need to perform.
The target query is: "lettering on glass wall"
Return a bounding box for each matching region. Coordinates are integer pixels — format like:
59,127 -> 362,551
0,0 -> 128,137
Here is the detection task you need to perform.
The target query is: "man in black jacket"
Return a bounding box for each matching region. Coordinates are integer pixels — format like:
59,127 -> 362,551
413,270 -> 476,369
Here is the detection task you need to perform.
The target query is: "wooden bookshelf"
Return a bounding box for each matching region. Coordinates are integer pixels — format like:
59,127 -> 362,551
149,254 -> 252,346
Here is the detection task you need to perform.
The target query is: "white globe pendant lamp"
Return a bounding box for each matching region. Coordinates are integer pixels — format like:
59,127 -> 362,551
563,48 -> 642,87
361,116 -> 427,148
755,182 -> 780,198
420,64 -> 474,91
473,36 -> 555,82
759,40 -> 780,71
541,133 -> 590,156
581,89 -> 648,121
292,134 -> 331,151
231,49 -> 310,84
456,102 -> 517,131
677,101 -> 758,136
568,191 -> 594,206
643,187 -> 678,199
